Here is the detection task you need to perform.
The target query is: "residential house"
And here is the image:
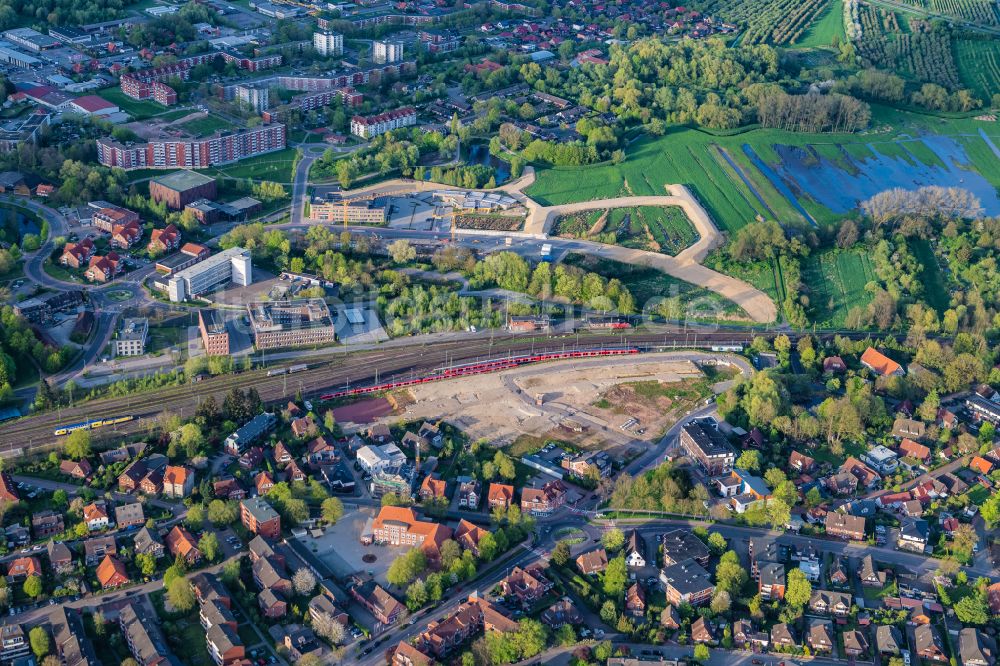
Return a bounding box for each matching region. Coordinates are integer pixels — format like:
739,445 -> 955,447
417,422 -> 442,447
393,641 -> 433,666
256,471 -> 275,496
899,438 -> 931,462
273,441 -> 293,466
414,596 -> 517,658
759,562 -> 786,601
898,518 -> 929,553
858,554 -> 887,587
133,526 -> 165,559
119,603 -> 172,666
259,588 -> 287,619
83,535 -> 117,566
206,624 -> 244,666
163,465 -> 194,498
660,559 -> 714,606
61,237 -> 96,268
499,564 -> 552,607
0,472 -> 19,504
47,540 -> 72,574
861,348 -> 903,377
841,456 -> 881,488
823,356 -> 847,373
7,556 -> 41,580
914,624 -> 947,662
59,458 -> 92,479
0,624 -> 28,664
770,623 -> 797,650
825,512 -> 866,540
32,510 -> 64,538
829,555 -> 848,586
876,625 -> 903,656
85,252 -> 124,283
679,422 -> 735,475
959,628 -> 996,666
904,498 -> 927,517
241,497 -> 281,540
807,619 -> 834,653
520,480 -> 567,516
419,475 -> 448,502
240,446 -> 265,470
625,583 -> 646,617
457,477 -> 480,509
290,415 -> 317,438
624,529 -> 645,567
308,594 -> 349,629
148,224 -> 180,254
253,556 -> 292,598
96,554 -> 129,588
970,456 -> 995,475
690,616 -> 715,644
487,483 -> 514,509
810,590 -> 852,617
662,528 -> 710,566
892,417 -> 926,439
83,502 -> 109,531
541,598 -> 582,628
166,525 -> 202,564
789,450 -> 815,474
402,431 -> 429,456
844,630 -> 868,657
454,519 -> 488,557
213,476 -> 246,500
193,572 -> 232,608
249,535 -> 280,565
350,580 -> 404,625
114,502 -> 145,529
827,472 -> 859,495
305,436 -> 337,466
660,605 -> 681,630
576,548 -> 608,575
285,460 -> 307,483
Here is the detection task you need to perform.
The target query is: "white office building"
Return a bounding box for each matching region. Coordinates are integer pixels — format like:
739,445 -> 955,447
113,318 -> 148,357
167,247 -> 252,302
313,31 -> 343,57
372,40 -> 403,64
357,443 -> 406,474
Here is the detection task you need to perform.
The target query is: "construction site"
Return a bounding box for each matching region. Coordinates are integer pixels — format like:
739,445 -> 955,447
306,189 -> 527,234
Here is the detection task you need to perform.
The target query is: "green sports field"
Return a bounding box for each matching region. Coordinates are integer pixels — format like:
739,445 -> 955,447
98,88 -> 170,120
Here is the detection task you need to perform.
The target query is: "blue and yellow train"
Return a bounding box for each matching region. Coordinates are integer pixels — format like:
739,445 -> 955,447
53,415 -> 135,436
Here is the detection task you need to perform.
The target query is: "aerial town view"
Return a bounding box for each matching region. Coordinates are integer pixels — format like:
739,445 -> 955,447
0,0 -> 999,664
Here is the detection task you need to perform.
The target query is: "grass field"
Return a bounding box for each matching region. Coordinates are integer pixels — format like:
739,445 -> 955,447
909,238 -> 950,312
801,248 -> 876,328
180,114 -> 233,137
797,0 -> 847,47
202,147 -> 299,182
98,87 -> 169,120
528,109 -> 1000,232
955,39 -> 1000,100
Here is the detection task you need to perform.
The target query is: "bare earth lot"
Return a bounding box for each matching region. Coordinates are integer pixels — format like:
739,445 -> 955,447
379,354 -> 706,455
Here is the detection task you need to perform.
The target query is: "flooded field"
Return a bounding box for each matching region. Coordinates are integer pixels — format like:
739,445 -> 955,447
746,134 -> 1000,217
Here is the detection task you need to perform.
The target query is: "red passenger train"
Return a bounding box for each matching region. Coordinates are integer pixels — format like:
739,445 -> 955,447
318,348 -> 639,401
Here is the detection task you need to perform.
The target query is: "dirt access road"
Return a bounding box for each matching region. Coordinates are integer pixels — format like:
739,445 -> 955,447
324,172 -> 777,323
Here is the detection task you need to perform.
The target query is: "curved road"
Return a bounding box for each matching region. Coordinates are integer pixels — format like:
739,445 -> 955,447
295,170 -> 777,322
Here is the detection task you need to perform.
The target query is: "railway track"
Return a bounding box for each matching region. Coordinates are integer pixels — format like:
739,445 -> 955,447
0,328 -> 868,452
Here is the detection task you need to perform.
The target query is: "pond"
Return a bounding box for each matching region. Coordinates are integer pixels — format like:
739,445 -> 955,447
463,141 -> 511,184
0,206 -> 39,245
747,134 -> 1000,217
